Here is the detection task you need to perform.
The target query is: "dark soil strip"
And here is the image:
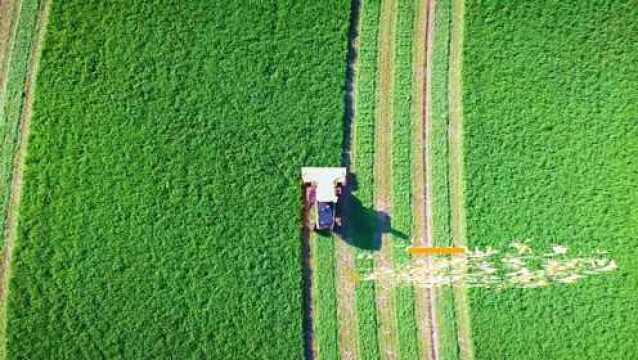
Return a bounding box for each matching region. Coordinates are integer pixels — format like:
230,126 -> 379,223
340,0 -> 360,170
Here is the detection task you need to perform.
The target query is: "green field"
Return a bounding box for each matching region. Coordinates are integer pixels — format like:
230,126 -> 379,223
463,1 -> 638,358
3,0 -> 637,358
5,0 -> 349,357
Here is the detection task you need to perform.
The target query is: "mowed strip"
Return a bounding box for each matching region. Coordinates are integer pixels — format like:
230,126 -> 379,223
390,0 -> 420,358
373,0 -> 400,358
427,0 -> 460,358
448,0 -> 474,358
352,0 -> 381,358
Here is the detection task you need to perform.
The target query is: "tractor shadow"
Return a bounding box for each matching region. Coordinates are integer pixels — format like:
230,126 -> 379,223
335,173 -> 408,251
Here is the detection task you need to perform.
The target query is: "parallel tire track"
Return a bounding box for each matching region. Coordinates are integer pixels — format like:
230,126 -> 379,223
412,0 -> 439,358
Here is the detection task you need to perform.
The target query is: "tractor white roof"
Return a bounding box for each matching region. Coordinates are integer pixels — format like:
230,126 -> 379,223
301,167 -> 346,203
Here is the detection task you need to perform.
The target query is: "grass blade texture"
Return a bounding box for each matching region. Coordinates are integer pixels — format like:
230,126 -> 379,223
5,1 -> 350,358
463,1 -> 638,359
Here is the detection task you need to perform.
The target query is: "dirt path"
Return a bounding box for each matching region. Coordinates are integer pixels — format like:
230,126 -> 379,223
334,238 -> 357,360
422,0 -> 439,359
410,0 -> 441,358
333,0 -> 362,359
0,0 -> 18,90
447,0 -> 474,358
0,0 -> 51,353
373,0 -> 399,358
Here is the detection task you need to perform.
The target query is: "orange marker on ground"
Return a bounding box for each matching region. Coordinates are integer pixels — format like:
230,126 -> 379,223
407,246 -> 465,255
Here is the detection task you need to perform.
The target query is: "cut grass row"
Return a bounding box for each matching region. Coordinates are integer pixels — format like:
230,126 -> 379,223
373,0 -> 401,356
0,0 -> 40,248
391,0 -> 420,359
463,1 -> 638,358
311,233 -> 338,359
448,0 -> 474,357
5,1 -> 350,358
428,0 -> 460,359
352,0 -> 381,357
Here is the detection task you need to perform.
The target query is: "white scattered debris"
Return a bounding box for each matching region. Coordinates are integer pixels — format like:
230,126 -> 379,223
361,243 -> 617,290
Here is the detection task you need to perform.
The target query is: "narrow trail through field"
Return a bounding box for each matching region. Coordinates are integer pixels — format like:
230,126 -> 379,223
0,0 -> 18,90
333,0 -> 362,358
0,0 -> 51,349
412,0 -> 439,358
410,0 -> 431,357
448,0 -> 474,358
373,0 -> 399,358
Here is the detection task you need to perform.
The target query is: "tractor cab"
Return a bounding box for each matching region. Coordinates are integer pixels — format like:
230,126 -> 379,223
301,167 -> 346,231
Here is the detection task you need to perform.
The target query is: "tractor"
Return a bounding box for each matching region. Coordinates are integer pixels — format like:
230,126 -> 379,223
301,167 -> 346,231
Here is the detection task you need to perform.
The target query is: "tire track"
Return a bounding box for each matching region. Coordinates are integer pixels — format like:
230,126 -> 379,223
410,0 -> 431,357
0,0 -> 51,355
411,0 -> 440,358
422,0 -> 439,359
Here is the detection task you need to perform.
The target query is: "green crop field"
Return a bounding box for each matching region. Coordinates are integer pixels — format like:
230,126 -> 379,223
463,1 -> 638,359
2,0 -> 637,358
4,0 -> 350,358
